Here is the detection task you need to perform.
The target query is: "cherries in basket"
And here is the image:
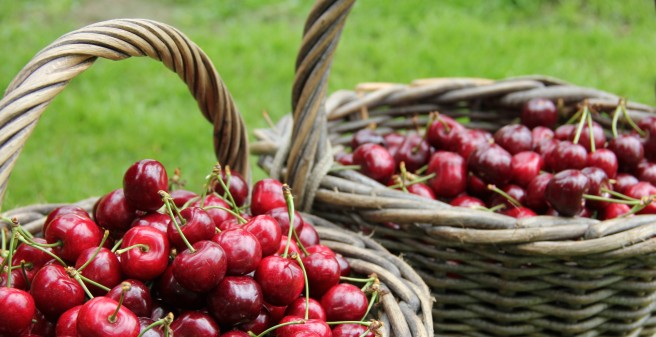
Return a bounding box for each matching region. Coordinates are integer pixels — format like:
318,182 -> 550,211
337,98 -> 656,219
0,159 -> 383,337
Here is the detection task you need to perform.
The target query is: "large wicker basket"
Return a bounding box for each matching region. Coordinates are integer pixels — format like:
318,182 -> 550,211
0,18 -> 432,337
252,0 -> 656,336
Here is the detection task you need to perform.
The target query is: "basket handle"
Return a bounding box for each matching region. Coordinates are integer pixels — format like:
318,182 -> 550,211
284,0 -> 356,210
0,18 -> 248,210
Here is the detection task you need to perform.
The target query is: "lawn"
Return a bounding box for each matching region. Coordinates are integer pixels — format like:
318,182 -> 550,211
1,0 -> 655,211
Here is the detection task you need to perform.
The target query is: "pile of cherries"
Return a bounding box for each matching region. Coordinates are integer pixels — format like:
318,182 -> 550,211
0,159 -> 383,337
336,98 -> 656,219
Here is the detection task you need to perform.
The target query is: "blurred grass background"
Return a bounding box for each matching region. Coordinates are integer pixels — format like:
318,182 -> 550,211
1,0 -> 655,211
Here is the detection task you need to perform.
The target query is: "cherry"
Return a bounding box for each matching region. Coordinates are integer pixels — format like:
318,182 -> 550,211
494,124 -> 533,155
531,126 -> 554,150
170,189 -> 199,209
250,178 -> 286,216
624,182 -> 656,214
571,121 -> 606,153
254,256 -> 304,306
213,168 -> 249,208
636,161 -> 656,186
154,265 -> 205,310
426,114 -> 464,151
191,193 -> 234,230
237,308 -> 270,335
302,250 -> 341,298
548,141 -> 588,172
45,213 -> 104,263
12,237 -> 54,281
608,134 -> 644,171
167,206 -> 215,251
335,150 -> 354,166
321,283 -> 369,322
450,195 -> 486,209
332,324 -> 375,337
30,263 -> 85,321
587,148 -> 618,179
334,254 -> 351,277
383,132 -> 405,157
554,124 -> 576,141
275,316 -> 331,337
545,169 -> 590,217
352,143 -> 396,183
404,182 -> 436,200
24,309 -> 56,337
0,287 -> 35,335
297,222 -> 320,248
94,188 -> 136,236
581,166 -> 611,211
599,203 -> 632,220
468,144 -> 512,186
266,206 -> 305,238
75,246 -> 123,296
76,295 -> 140,337
393,132 -> 431,173
426,151 -> 467,198
614,173 -> 639,195
123,159 -> 169,212
521,98 -> 558,129
43,205 -> 91,237
275,236 -> 301,257
106,279 -> 153,317
206,276 -> 264,327
131,212 -> 171,235
351,128 -> 385,149
138,317 -> 166,337
212,228 -> 261,276
173,240 -> 228,292
501,206 -> 537,219
243,215 -> 283,257
642,120 -> 656,161
488,184 -> 526,209
285,297 -> 327,321
170,311 -> 221,337
510,151 -> 544,187
55,305 -> 82,337
454,128 -> 493,161
466,174 -> 493,200
119,225 -> 170,282
264,302 -> 288,326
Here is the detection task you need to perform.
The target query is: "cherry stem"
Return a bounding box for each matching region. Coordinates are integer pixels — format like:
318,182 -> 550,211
612,98 -> 646,138
252,320 -> 304,337
19,260 -> 31,290
611,102 -> 622,139
281,184 -> 295,259
387,172 -> 435,190
115,244 -> 150,255
137,312 -> 174,337
340,275 -> 377,283
292,253 -> 311,320
77,230 -> 110,272
160,191 -> 195,253
602,187 -> 637,201
212,163 -> 240,214
415,164 -> 429,175
572,102 -> 590,146
586,108 -> 596,153
1,227 -> 7,254
111,238 -> 123,253
4,220 -> 19,288
360,276 -> 381,321
487,184 -> 522,208
16,234 -> 67,267
202,205 -> 247,224
66,267 -> 95,299
109,282 -> 130,323
8,261 -> 33,271
326,320 -> 372,326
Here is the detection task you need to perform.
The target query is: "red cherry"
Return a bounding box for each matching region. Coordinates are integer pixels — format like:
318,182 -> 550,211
548,141 -> 588,172
501,206 -> 537,219
450,195 -> 486,209
154,265 -> 205,310
488,184 -> 526,209
587,148 -> 618,179
173,240 -> 228,292
468,144 -> 512,186
642,119 -> 656,161
120,226 -> 170,282
237,308 -> 270,335
599,203 -> 632,220
285,297 -> 327,321
212,228 -> 261,276
30,263 -> 85,321
55,305 -> 82,337
352,143 -> 396,183
454,128 -> 493,161
94,188 -> 137,236
554,124 -> 576,141
12,237 -> 54,281
131,212 -> 171,235
243,215 -> 283,257
624,182 -> 656,214
608,134 -> 644,171
297,222 -> 320,248
521,98 -> 558,129
581,166 -> 611,211
302,250 -> 341,298
276,316 -> 331,337
45,213 -> 103,263
383,132 -> 405,157
351,128 -> 385,149
255,256 -> 304,306
426,114 -> 465,151
393,132 -> 431,173
275,236 -> 301,257
213,169 -> 249,208
43,205 -> 91,237
494,124 -> 533,155
334,254 -> 351,277
123,159 -> 169,212
170,311 -> 221,337
427,151 -> 467,198
545,169 -> 590,217
405,183 -> 436,200
75,246 -> 123,296
265,207 -> 305,238
76,296 -> 140,337
332,324 -> 375,337
167,206 -> 215,250
531,126 -> 554,150
106,279 -> 153,317
636,161 -> 656,186
0,287 -> 35,335
614,173 -> 639,195
207,276 -> 264,327
510,151 -> 544,188
220,331 -> 250,337
264,302 -> 287,326
170,189 -> 199,209
320,283 -> 369,322
466,174 -> 493,200
191,194 -> 234,230
251,178 -> 286,216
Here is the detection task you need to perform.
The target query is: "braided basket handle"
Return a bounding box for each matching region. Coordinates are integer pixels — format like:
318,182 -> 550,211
286,0 -> 356,210
0,19 -> 248,210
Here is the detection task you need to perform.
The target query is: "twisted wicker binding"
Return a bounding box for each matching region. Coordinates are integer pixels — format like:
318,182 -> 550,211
252,0 -> 656,336
0,18 -> 432,337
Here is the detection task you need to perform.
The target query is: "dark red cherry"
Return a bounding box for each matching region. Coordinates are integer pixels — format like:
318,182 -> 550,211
30,263 -> 85,321
383,132 -> 405,157
351,128 -> 385,149
45,213 -> 103,263
587,148 -> 618,179
264,302 -> 287,326
138,317 -> 165,337
43,205 -> 91,237
450,195 -> 486,209
352,143 -> 396,183
548,141 -> 588,172
468,144 -> 512,186
76,296 -> 140,337
106,279 -> 152,317
207,276 -> 264,327
320,283 -> 369,322
636,161 -> 656,186
531,126 -> 554,150
173,240 -> 228,292
213,169 -> 249,208
488,184 -> 526,209
167,206 -> 215,250
521,98 -> 558,129
334,254 -> 351,277
285,297 -> 327,321
120,225 -> 170,282
212,228 -> 261,276
94,188 -> 137,236
266,206 -> 305,239
56,305 -> 82,337
250,178 -> 286,216
254,256 -> 304,306
581,166 -> 611,211
393,132 -> 431,173
12,237 -> 54,281
297,222 -> 320,248
237,308 -> 270,335
332,324 -> 375,337
404,183 -> 436,200
427,151 -> 467,198
614,173 -> 639,195
123,159 -> 169,212
624,182 -> 656,214
131,212 -> 171,235
301,250 -> 341,298
170,311 -> 221,337
510,151 -> 544,188
191,194 -> 234,230
243,215 -> 283,257
466,174 -> 493,200
545,169 -> 590,217
599,203 -> 632,220
454,128 -> 493,161
608,134 -> 644,171
501,206 -> 537,219
525,172 -> 553,214
0,287 -> 35,335
426,114 -> 465,151
154,265 -> 205,310
75,246 -> 123,296
494,124 -> 532,155
276,316 -> 331,337
170,189 -> 199,208
554,124 -> 576,141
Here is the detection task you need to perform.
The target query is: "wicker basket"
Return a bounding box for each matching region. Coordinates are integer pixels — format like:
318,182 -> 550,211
0,18 -> 432,337
251,0 -> 656,336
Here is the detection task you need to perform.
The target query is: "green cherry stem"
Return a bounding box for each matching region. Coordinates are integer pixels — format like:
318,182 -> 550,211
611,102 -> 622,139
109,282 -> 130,323
7,261 -> 33,271
77,230 -> 110,272
387,172 -> 435,190
292,252 -> 311,320
138,312 -> 174,337
1,227 -> 8,256
487,184 -> 522,208
160,191 -> 195,253
4,220 -> 20,288
572,102 -> 590,146
18,260 -> 31,290
620,98 -> 646,137
340,275 -> 377,283
212,164 -> 240,213
16,234 -> 67,267
326,320 -> 372,326
66,267 -> 95,299
281,185 -> 295,259
361,282 -> 380,321
111,238 -> 123,253
114,244 -> 150,255
586,107 -> 596,153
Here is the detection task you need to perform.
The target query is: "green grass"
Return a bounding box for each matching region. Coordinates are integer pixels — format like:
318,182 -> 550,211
1,0 -> 655,211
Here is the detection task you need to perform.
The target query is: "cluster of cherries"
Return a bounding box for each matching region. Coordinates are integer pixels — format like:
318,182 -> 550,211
336,98 -> 656,219
0,159 -> 383,337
